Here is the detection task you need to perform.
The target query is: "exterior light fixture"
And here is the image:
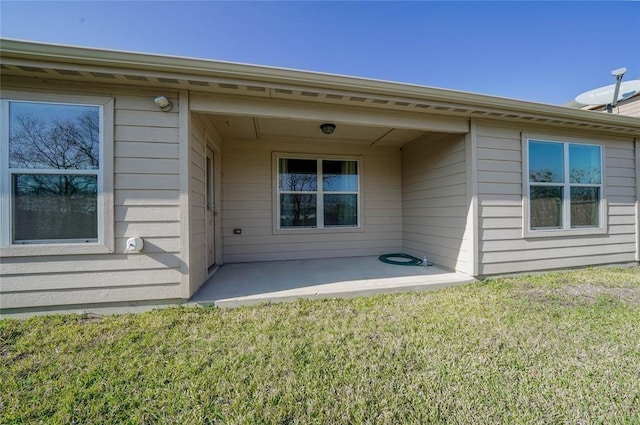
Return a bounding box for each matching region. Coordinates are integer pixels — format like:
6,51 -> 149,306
154,95 -> 173,112
320,123 -> 336,134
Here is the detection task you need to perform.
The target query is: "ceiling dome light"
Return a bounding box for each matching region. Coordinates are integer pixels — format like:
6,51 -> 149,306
320,123 -> 336,135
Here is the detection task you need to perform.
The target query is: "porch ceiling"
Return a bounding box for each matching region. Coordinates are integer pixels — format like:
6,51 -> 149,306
207,114 -> 428,147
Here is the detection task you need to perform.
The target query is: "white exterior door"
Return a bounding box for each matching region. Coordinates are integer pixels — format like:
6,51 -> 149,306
206,146 -> 216,269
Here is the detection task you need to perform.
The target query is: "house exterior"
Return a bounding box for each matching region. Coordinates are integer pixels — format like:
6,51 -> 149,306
1,39 -> 639,313
569,92 -> 640,118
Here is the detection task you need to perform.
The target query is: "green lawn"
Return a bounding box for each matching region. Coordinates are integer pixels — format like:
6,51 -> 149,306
2,267 -> 640,424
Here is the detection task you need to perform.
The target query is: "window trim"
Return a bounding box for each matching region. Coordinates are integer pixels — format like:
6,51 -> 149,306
0,91 -> 114,257
272,152 -> 364,234
522,133 -> 607,238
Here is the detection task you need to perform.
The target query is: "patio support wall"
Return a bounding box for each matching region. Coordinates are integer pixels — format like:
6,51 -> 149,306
220,138 -> 404,263
401,133 -> 471,272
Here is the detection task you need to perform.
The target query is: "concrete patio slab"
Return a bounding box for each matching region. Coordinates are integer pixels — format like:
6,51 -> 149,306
190,256 -> 475,307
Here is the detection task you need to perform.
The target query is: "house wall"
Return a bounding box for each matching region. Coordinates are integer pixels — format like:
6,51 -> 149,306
615,96 -> 640,117
188,113 -> 223,295
0,79 -> 187,310
221,138 -> 403,262
476,120 -> 637,275
401,133 -> 472,273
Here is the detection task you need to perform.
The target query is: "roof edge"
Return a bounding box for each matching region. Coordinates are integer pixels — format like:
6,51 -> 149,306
1,38 -> 639,130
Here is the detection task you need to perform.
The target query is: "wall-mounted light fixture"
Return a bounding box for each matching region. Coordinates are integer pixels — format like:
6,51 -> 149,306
320,123 -> 336,135
154,95 -> 173,112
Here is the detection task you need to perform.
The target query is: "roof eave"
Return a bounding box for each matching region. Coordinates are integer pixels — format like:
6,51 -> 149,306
1,38 -> 639,132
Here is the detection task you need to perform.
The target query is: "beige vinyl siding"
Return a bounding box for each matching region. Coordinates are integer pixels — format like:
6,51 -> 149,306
401,133 -> 471,272
221,138 -> 402,263
0,80 -> 184,310
476,121 -> 637,275
615,96 -> 640,117
188,113 -> 223,294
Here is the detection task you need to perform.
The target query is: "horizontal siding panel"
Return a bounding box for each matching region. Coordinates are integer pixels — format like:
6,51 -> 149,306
607,167 -> 635,178
480,206 -> 522,218
476,125 -> 520,139
115,206 -> 180,222
115,141 -> 179,159
402,195 -> 467,209
481,217 -> 522,229
115,158 -> 179,175
479,194 -> 523,206
116,96 -> 177,111
403,184 -> 466,200
607,185 -> 636,197
478,182 -> 522,195
403,171 -> 466,190
609,215 -> 636,225
478,159 -> 522,173
476,136 -> 519,150
480,224 -> 635,241
115,189 -> 179,206
404,216 -> 467,228
363,208 -> 403,218
115,237 -> 180,253
3,268 -> 181,292
224,239 -> 403,255
225,231 -> 403,246
403,239 -> 468,261
403,233 -> 469,251
224,199 -> 271,211
482,233 -> 636,252
402,206 -> 467,218
224,191 -> 272,202
223,246 -> 403,263
115,110 -> 179,128
480,242 -> 634,263
115,125 -> 179,144
223,217 -> 274,229
478,171 -> 521,184
1,253 -> 182,275
402,162 -> 466,185
115,221 -> 180,238
606,147 -> 634,159
480,253 -> 634,276
2,283 -> 182,309
477,148 -> 521,162
115,174 -> 179,190
608,176 -> 635,187
607,158 -> 634,169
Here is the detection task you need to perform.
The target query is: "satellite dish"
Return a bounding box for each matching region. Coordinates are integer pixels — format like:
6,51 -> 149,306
575,79 -> 640,105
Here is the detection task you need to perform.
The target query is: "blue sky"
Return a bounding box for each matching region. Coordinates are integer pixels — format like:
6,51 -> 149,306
1,1 -> 638,105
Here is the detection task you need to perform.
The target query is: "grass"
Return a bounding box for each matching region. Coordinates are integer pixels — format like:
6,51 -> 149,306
2,267 -> 640,424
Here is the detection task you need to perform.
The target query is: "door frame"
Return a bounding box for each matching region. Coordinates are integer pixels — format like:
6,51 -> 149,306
205,134 -> 222,275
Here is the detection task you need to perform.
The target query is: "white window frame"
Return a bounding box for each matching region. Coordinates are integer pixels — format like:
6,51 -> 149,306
523,134 -> 607,238
272,152 -> 363,234
0,92 -> 114,256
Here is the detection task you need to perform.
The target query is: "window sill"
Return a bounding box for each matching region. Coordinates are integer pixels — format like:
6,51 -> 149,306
523,226 -> 607,239
273,226 -> 364,235
0,243 -> 114,257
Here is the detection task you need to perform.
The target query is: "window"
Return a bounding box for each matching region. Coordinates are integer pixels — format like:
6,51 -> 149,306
1,95 -> 114,254
527,139 -> 603,233
277,157 -> 360,229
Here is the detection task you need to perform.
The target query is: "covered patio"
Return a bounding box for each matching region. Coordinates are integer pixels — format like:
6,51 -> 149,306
190,256 -> 475,307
